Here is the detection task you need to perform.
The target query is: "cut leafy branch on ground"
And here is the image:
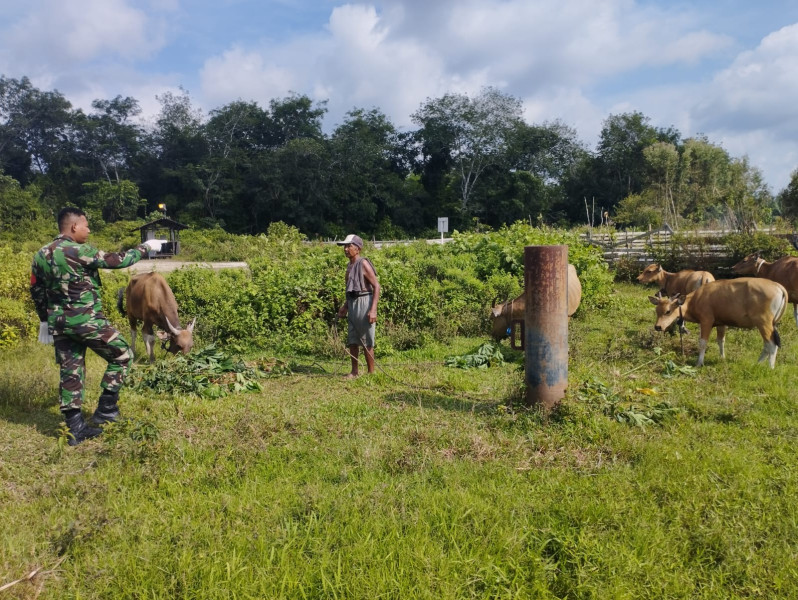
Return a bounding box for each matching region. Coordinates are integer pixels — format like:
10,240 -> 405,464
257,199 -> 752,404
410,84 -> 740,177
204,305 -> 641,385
126,344 -> 288,398
576,378 -> 681,427
444,340 -> 505,369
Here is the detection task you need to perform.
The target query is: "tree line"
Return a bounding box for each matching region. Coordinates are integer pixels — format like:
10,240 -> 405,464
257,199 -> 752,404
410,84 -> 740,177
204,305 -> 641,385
2,75 -> 798,237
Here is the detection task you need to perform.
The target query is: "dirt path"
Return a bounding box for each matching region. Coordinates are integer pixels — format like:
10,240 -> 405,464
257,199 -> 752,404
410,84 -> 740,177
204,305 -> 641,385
125,260 -> 249,274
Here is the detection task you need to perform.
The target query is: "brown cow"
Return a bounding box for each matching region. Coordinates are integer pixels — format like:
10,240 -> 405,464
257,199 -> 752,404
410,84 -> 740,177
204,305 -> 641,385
649,278 -> 787,368
117,272 -> 195,363
732,252 -> 798,326
491,263 -> 581,340
637,263 -> 715,295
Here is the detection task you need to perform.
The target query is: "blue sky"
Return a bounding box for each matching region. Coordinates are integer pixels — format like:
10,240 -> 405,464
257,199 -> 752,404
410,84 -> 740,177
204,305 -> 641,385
2,0 -> 798,191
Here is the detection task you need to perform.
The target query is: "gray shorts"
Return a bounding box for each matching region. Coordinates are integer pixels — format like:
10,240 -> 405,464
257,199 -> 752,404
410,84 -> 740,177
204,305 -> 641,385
347,294 -> 376,347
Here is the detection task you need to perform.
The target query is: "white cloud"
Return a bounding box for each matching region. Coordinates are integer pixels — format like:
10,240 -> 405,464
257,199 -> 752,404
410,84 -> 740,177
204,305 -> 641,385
4,0 -> 166,72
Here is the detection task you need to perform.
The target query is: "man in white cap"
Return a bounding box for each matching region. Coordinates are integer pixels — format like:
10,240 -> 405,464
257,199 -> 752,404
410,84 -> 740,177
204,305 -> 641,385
336,234 -> 380,378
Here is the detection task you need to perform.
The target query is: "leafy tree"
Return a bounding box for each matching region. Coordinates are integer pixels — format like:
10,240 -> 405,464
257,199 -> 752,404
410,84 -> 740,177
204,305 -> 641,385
138,89 -> 207,220
776,168 -> 798,225
81,179 -> 143,223
328,108 -> 414,234
267,94 -> 327,146
254,137 -> 331,235
0,173 -> 40,230
643,142 -> 680,226
594,112 -> 679,211
510,120 -> 588,183
79,96 -> 143,184
412,87 -> 523,219
677,136 -> 731,222
721,157 -> 773,233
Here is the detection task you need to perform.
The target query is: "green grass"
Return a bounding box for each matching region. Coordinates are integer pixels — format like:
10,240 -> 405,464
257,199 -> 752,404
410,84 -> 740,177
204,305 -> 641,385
2,283 -> 798,598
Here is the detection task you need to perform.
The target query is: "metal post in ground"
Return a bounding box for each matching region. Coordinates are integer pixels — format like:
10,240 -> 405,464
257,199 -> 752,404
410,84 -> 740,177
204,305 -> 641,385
524,245 -> 569,410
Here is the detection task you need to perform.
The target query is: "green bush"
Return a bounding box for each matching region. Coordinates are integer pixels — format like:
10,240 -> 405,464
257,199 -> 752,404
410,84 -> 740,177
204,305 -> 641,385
722,232 -> 795,263
0,297 -> 36,348
448,222 -> 614,309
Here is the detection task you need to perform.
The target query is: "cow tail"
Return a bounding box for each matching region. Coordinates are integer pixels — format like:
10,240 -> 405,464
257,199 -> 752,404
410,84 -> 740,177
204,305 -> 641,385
117,288 -> 126,317
773,329 -> 781,349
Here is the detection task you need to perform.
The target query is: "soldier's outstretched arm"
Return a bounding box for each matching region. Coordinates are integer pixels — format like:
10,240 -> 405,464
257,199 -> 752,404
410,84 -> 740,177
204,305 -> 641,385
76,243 -> 150,269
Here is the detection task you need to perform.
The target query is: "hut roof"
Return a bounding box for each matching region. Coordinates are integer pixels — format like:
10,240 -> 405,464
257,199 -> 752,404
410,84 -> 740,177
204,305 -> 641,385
133,217 -> 190,232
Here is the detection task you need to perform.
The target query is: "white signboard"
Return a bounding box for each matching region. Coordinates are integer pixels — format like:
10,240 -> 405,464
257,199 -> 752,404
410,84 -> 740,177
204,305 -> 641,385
437,217 -> 449,234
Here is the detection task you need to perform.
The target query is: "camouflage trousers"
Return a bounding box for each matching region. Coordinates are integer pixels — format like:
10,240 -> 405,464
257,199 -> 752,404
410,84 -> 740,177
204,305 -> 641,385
53,317 -> 133,411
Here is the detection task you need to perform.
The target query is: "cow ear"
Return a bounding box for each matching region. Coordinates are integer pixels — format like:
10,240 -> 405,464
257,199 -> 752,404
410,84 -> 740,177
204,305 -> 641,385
187,317 -> 196,333
670,293 -> 681,301
677,297 -> 686,306
491,306 -> 502,317
648,296 -> 660,305
155,330 -> 169,341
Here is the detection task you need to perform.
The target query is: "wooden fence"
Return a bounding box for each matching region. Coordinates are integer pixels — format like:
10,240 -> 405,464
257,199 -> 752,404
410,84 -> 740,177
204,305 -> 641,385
580,225 -> 795,274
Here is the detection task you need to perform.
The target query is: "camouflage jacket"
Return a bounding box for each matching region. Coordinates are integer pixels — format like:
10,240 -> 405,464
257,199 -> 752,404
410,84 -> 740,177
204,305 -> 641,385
30,235 -> 148,332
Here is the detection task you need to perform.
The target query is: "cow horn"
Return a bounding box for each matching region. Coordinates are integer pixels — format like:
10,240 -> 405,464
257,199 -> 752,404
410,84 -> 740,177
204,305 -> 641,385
165,316 -> 181,336
491,297 -> 497,308
187,317 -> 196,333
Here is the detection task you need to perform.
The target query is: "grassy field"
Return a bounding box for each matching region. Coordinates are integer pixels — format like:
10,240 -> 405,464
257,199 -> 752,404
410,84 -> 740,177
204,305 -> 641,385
1,282 -> 797,599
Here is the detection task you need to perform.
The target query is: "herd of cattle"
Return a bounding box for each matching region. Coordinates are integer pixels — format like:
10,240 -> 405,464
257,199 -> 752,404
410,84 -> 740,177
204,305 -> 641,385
118,251 -> 798,370
490,251 -> 798,369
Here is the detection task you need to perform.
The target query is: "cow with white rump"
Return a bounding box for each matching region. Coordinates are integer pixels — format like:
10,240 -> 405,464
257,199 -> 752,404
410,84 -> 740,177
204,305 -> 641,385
732,251 -> 798,326
491,263 -> 581,341
117,272 -> 195,363
649,278 -> 788,368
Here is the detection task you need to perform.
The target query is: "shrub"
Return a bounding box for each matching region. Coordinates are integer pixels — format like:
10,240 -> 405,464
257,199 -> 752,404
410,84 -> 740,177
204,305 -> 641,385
0,297 -> 36,348
722,232 -> 794,263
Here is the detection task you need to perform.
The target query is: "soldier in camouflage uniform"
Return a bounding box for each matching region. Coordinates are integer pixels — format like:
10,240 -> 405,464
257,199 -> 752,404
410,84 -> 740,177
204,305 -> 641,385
30,207 -> 155,446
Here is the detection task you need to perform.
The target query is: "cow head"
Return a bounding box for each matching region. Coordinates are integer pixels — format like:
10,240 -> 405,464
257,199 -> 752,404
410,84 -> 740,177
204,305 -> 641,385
637,263 -> 663,284
156,317 -> 196,354
731,251 -> 763,275
649,293 -> 684,331
490,299 -> 511,340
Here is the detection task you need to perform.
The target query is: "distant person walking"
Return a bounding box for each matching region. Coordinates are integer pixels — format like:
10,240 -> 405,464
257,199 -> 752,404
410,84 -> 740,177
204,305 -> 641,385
30,207 -> 159,445
336,234 -> 380,378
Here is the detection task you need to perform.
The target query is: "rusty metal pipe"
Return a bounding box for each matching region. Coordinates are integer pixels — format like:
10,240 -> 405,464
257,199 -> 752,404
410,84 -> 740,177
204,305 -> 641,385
524,245 -> 569,410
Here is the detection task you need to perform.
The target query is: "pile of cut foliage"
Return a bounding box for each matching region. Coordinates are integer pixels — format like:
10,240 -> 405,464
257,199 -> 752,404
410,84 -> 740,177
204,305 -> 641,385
127,344 -> 288,398
444,340 -> 506,369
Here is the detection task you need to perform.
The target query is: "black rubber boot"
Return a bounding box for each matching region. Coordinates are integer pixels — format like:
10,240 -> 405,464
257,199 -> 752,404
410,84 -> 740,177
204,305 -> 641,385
63,409 -> 103,446
92,391 -> 120,425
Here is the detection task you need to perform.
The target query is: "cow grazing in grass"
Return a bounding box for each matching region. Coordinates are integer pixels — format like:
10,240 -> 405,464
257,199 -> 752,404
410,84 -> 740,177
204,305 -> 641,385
649,278 -> 788,368
637,263 -> 715,295
117,272 -> 195,363
491,263 -> 581,341
732,252 -> 798,326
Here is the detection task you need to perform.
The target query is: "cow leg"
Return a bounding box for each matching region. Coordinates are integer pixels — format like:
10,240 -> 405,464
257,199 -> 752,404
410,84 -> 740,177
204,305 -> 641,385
143,333 -> 156,363
758,339 -> 778,368
697,322 -> 714,366
757,327 -> 779,368
716,326 -> 727,359
128,318 -> 137,359
142,324 -> 156,363
793,303 -> 797,327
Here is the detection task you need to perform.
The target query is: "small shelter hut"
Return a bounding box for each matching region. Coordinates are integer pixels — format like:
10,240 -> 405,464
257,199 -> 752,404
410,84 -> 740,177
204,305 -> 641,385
134,217 -> 189,257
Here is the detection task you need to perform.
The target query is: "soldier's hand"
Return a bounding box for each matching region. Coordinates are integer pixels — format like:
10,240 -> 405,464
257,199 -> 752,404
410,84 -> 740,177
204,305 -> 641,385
143,239 -> 163,253
38,322 -> 53,344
